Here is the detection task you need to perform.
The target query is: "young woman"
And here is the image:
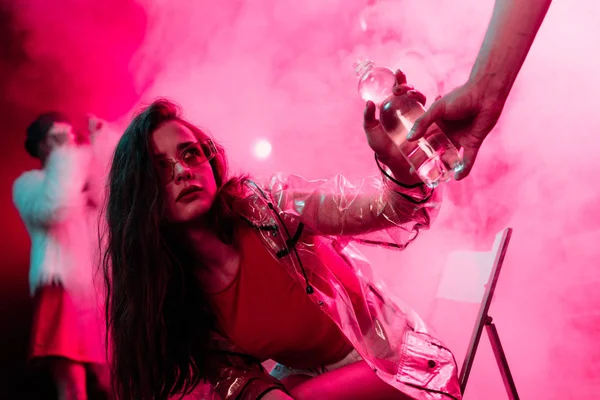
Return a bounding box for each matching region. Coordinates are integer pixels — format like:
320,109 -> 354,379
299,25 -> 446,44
103,72 -> 462,400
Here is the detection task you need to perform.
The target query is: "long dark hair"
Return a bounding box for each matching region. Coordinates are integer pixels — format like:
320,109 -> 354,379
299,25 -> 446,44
103,99 -> 245,399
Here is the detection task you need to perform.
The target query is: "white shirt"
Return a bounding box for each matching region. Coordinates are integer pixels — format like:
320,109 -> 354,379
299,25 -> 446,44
12,145 -> 99,297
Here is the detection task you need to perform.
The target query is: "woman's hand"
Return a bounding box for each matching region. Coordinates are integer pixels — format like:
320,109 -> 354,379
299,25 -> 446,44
363,70 -> 427,186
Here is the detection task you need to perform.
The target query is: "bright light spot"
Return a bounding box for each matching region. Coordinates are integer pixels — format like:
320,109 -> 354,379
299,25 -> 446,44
253,139 -> 272,159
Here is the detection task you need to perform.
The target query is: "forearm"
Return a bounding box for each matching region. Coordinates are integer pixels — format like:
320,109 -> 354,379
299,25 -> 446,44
469,0 -> 552,103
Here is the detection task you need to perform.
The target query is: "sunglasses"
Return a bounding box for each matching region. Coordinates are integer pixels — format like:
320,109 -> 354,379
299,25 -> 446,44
156,139 -> 218,183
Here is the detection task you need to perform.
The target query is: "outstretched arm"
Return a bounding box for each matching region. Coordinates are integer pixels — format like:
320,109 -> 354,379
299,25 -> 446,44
470,0 -> 552,102
260,73 -> 440,248
408,0 -> 552,179
262,169 -> 439,250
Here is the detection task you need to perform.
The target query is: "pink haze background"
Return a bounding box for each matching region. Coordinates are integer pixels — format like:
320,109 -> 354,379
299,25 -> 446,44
0,0 -> 598,398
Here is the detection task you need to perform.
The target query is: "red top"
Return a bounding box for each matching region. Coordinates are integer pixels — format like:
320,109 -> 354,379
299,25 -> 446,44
207,226 -> 353,368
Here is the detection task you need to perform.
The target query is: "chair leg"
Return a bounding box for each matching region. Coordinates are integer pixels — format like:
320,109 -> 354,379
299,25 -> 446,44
485,317 -> 520,400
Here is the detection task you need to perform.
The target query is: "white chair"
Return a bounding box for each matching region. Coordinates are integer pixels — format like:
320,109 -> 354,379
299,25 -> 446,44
434,228 -> 519,399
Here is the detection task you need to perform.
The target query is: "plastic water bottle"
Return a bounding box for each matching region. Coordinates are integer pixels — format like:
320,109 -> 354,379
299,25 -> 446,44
354,59 -> 464,187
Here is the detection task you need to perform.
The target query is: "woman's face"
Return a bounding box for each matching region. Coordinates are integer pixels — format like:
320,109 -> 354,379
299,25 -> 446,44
151,120 -> 218,223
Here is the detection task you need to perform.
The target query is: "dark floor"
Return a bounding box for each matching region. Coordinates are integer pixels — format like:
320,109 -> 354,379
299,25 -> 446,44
8,367 -> 110,400
0,283 -> 108,400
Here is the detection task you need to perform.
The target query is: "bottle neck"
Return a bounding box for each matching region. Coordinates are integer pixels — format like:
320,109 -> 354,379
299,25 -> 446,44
354,59 -> 374,78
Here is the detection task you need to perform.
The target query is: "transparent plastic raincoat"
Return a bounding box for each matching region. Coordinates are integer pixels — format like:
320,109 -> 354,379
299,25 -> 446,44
206,160 -> 461,400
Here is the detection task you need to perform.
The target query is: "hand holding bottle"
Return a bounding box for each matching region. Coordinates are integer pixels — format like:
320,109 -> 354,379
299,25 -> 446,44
363,70 -> 427,186
406,80 -> 503,180
355,60 -> 464,187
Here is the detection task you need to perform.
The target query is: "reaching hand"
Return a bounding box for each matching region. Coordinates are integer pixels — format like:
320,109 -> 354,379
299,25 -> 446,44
406,81 -> 504,180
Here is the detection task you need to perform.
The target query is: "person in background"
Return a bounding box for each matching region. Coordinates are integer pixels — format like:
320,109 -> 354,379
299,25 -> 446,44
407,0 -> 553,179
12,112 -> 117,399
